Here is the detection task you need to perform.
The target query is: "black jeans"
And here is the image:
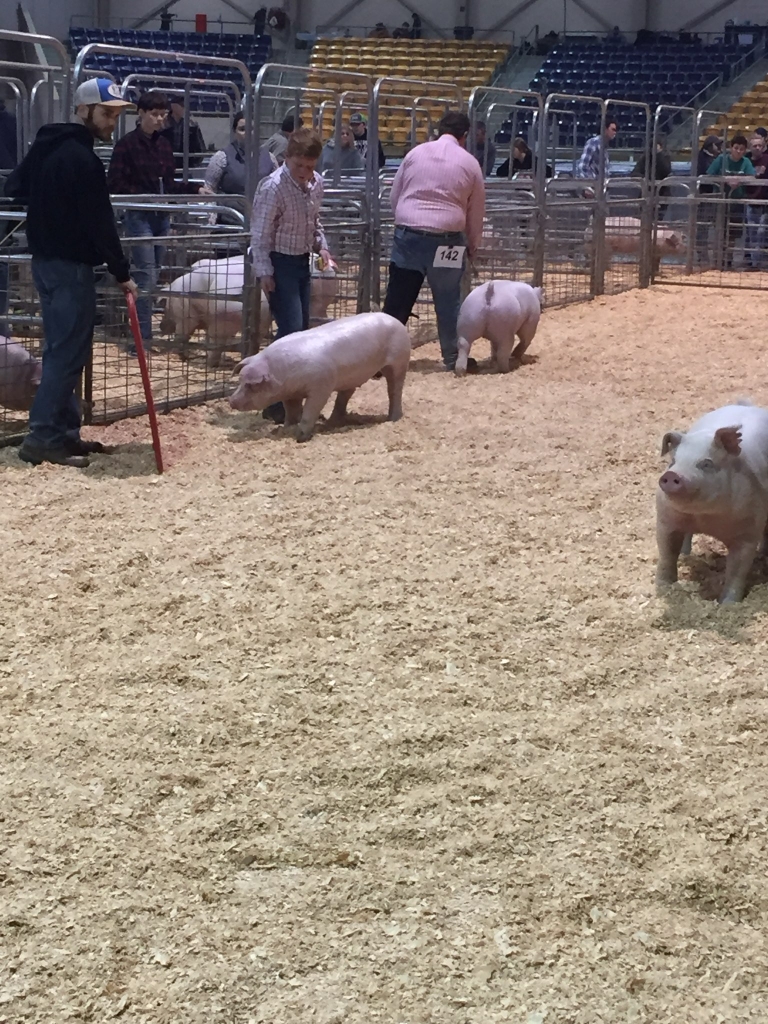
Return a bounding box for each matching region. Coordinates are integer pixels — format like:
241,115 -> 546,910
27,258 -> 95,448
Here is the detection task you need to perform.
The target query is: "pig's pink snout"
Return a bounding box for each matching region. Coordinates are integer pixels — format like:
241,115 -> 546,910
659,470 -> 685,494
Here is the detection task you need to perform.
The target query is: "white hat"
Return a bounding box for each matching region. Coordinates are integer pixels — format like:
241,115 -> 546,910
74,78 -> 132,108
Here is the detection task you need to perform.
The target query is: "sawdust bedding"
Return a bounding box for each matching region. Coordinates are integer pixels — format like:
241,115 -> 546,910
2,283 -> 768,1024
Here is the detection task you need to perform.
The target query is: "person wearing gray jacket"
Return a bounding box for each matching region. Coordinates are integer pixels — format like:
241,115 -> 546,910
320,124 -> 365,176
202,112 -> 276,195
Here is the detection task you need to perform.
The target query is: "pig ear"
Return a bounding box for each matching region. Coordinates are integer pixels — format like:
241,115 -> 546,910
667,233 -> 679,246
233,359 -> 245,375
661,430 -> 684,456
713,425 -> 742,455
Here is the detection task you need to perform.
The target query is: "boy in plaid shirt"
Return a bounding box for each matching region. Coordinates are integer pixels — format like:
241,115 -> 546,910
251,127 -> 332,421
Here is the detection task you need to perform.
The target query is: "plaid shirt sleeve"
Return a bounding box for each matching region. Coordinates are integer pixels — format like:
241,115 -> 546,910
576,137 -> 601,179
107,137 -> 132,194
250,178 -> 280,277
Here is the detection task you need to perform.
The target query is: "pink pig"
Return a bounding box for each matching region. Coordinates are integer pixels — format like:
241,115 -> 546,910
455,280 -> 542,376
656,401 -> 768,604
230,311 -> 411,442
0,337 -> 42,412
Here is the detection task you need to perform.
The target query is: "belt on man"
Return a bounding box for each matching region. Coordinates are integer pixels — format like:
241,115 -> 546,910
396,225 -> 463,237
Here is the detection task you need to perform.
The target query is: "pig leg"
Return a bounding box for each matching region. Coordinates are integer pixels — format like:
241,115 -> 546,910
454,335 -> 472,376
326,389 -> 355,427
284,398 -> 304,426
512,320 -> 537,362
382,364 -> 406,421
495,334 -> 516,374
720,540 -> 759,605
296,387 -> 334,443
655,525 -> 687,591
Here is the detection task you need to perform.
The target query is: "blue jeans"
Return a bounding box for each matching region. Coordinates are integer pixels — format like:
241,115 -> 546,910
124,210 -> 170,341
384,226 -> 466,367
745,204 -> 768,268
268,251 -> 311,338
28,258 -> 95,448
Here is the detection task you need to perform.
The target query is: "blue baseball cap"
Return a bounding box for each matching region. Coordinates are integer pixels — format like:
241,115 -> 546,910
74,78 -> 132,108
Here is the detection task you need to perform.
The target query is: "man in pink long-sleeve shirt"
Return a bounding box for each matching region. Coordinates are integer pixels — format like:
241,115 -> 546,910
383,111 -> 485,371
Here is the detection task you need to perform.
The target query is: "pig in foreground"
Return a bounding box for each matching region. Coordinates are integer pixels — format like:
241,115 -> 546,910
159,254 -> 339,366
0,337 -> 42,412
588,216 -> 685,273
230,312 -> 410,442
455,280 -> 542,376
656,402 -> 768,604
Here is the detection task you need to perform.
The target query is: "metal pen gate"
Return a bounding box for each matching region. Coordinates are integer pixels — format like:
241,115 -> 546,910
3,38 -> 756,446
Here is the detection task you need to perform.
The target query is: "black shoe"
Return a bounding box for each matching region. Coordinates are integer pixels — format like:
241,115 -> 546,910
18,441 -> 90,468
66,438 -> 111,456
263,402 -> 286,424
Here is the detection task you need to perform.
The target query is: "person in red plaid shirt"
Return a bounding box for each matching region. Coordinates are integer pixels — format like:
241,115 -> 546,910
108,90 -> 202,352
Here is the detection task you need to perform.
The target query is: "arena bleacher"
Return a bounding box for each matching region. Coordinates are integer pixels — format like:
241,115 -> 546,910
496,37 -> 756,152
68,27 -> 270,111
308,37 -> 508,149
705,76 -> 768,139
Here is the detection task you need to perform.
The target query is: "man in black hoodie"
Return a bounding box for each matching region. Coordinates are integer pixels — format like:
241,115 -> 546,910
4,78 -> 136,468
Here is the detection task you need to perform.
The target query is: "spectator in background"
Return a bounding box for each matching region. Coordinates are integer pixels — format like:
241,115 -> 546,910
108,90 -> 203,352
4,79 -> 136,467
607,26 -> 625,44
631,136 -> 673,210
159,6 -> 175,31
631,137 -> 671,181
754,126 -> 768,141
576,119 -> 617,182
320,123 -> 365,175
254,6 -> 267,34
265,114 -> 301,165
744,133 -> 768,270
161,97 -> 206,170
202,111 -> 276,195
474,120 -> 496,176
382,111 -> 485,373
251,128 -> 333,423
706,134 -> 755,270
495,137 -> 553,179
349,112 -> 386,169
697,134 -> 721,176
496,137 -> 533,177
393,22 -> 411,39
369,23 -> 390,39
411,13 -> 422,39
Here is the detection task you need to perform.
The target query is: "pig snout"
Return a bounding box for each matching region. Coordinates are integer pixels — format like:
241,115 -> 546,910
659,470 -> 686,495
229,384 -> 248,411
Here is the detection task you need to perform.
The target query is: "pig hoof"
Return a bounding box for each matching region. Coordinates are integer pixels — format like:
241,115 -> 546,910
295,429 -> 313,443
454,365 -> 467,377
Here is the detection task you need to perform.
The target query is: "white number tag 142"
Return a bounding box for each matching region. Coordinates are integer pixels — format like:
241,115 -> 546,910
432,245 -> 466,269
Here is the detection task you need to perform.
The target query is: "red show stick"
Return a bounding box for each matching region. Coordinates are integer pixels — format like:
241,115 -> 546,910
125,291 -> 164,474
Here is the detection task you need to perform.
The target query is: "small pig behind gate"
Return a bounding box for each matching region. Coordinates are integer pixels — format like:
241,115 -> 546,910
455,280 -> 542,375
0,337 -> 42,412
656,401 -> 768,604
230,311 -> 411,442
587,216 -> 686,274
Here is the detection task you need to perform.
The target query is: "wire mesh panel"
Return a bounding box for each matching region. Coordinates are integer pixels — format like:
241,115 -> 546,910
317,187 -> 371,319
84,197 -> 253,425
0,247 -> 41,445
602,178 -> 650,296
474,181 -> 540,287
